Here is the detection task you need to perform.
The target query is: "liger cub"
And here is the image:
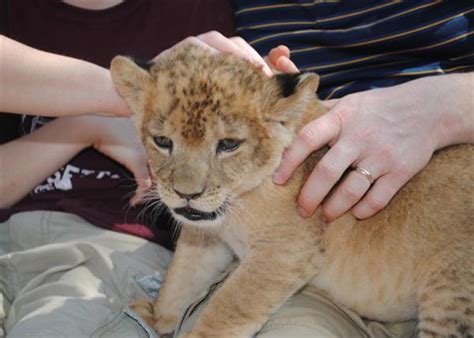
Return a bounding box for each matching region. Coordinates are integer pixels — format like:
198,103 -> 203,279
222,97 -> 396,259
110,44 -> 473,338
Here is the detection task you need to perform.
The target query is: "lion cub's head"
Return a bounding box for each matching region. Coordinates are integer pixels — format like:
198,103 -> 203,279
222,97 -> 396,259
111,44 -> 320,227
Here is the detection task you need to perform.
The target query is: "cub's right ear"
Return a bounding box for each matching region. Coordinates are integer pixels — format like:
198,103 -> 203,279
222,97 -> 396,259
110,56 -> 153,114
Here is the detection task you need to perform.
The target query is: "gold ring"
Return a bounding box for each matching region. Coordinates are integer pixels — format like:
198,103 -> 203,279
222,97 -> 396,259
354,166 -> 375,184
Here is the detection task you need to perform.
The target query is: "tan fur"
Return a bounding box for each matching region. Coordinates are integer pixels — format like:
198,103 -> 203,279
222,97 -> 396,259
111,45 -> 473,338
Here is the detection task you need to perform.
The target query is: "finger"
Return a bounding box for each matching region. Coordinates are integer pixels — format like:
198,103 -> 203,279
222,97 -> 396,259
268,45 -> 299,73
155,36 -> 218,61
127,155 -> 152,205
321,170 -> 371,222
275,56 -> 299,74
273,113 -> 341,184
297,144 -> 361,217
322,160 -> 382,221
267,45 -> 290,68
197,32 -> 271,75
130,176 -> 152,206
230,36 -> 272,76
351,174 -> 404,219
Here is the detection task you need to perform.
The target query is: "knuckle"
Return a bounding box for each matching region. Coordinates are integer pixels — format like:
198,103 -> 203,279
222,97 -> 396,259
333,107 -> 355,124
378,145 -> 393,159
340,185 -> 360,201
183,36 -> 199,45
351,126 -> 375,144
298,126 -> 318,148
396,161 -> 412,177
316,161 -> 339,181
206,30 -> 222,39
230,36 -> 246,44
323,114 -> 342,140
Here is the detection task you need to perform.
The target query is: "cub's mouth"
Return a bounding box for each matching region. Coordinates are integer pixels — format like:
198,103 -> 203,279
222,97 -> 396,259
173,203 -> 227,222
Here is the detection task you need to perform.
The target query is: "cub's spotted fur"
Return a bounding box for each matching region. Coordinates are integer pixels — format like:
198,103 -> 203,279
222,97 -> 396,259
111,45 -> 473,338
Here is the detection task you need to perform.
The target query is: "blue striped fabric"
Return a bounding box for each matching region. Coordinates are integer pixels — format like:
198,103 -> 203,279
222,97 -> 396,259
232,1 -> 474,99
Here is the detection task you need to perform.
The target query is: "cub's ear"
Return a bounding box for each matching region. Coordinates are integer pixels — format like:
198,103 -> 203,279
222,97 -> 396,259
275,72 -> 319,97
110,56 -> 153,114
267,72 -> 320,123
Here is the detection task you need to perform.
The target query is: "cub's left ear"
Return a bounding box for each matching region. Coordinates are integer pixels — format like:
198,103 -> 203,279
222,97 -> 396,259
267,72 -> 320,123
110,56 -> 153,114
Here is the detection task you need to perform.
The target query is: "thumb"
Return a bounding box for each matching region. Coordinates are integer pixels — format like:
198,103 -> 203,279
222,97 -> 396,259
126,159 -> 152,206
130,176 -> 152,206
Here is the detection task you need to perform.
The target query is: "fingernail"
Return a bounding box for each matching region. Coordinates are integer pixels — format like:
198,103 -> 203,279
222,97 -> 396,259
297,207 -> 309,218
321,214 -> 330,224
272,170 -> 285,184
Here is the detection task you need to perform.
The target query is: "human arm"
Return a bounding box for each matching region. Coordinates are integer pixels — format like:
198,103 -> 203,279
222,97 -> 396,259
273,72 -> 474,221
0,115 -> 148,208
0,35 -> 131,117
0,32 -> 293,117
157,31 -> 297,77
0,32 -> 293,209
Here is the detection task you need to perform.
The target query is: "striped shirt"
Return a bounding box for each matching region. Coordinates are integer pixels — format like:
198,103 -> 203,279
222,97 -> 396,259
232,1 -> 474,99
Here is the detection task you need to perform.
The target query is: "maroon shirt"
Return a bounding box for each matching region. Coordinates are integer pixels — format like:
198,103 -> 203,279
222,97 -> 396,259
0,0 -> 234,248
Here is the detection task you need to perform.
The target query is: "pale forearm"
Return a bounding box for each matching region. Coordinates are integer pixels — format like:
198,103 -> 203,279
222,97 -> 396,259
438,72 -> 474,147
404,72 -> 474,149
0,35 -> 130,117
0,117 -> 91,208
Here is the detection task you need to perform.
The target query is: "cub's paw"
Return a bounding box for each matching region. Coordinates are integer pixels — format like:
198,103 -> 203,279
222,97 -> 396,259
154,313 -> 179,336
129,298 -> 157,327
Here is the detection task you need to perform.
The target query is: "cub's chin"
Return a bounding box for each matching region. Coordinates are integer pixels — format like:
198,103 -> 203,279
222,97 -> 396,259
171,204 -> 228,228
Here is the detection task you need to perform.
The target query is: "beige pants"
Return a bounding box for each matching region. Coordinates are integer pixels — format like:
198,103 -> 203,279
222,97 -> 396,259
176,276 -> 416,338
1,211 -> 416,337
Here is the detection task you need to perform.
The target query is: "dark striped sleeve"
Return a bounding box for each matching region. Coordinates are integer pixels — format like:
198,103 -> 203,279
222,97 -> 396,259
232,0 -> 474,99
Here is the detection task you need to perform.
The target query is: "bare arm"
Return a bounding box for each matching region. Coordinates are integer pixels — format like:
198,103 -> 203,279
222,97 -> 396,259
0,117 -> 90,208
0,115 -> 149,208
273,72 -> 474,220
0,32 -> 291,118
0,32 -> 293,208
0,35 -> 130,117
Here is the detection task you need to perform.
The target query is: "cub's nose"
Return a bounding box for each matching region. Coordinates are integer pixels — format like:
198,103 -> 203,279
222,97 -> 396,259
173,189 -> 204,201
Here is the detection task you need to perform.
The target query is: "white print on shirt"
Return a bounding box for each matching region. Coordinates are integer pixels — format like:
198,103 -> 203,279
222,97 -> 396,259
21,115 -> 52,134
33,164 -> 121,194
21,115 -> 122,194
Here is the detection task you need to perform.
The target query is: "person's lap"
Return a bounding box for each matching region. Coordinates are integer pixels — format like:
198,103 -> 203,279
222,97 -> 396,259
0,211 -> 416,338
0,211 -> 170,338
176,280 -> 416,338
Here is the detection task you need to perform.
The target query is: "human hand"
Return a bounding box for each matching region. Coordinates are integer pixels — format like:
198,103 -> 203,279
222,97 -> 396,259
79,115 -> 150,205
266,45 -> 300,74
157,31 -> 297,76
273,79 -> 449,221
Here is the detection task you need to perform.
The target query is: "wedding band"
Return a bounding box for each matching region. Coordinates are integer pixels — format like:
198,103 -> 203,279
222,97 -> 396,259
354,166 -> 375,184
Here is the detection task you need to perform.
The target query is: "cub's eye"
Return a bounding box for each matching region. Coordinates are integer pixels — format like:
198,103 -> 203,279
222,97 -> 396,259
217,138 -> 243,153
153,136 -> 173,152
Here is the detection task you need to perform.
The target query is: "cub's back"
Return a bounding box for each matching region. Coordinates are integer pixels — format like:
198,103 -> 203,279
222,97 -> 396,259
314,144 -> 473,321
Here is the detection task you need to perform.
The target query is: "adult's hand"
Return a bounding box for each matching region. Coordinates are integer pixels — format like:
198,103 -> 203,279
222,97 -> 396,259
273,73 -> 474,221
157,31 -> 297,77
80,116 -> 150,205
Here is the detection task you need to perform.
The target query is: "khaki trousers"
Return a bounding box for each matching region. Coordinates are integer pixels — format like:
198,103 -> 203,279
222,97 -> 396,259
1,211 -> 415,337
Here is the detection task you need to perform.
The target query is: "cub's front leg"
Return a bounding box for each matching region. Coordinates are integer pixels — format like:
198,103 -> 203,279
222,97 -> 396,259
184,242 -> 320,338
153,227 -> 234,336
